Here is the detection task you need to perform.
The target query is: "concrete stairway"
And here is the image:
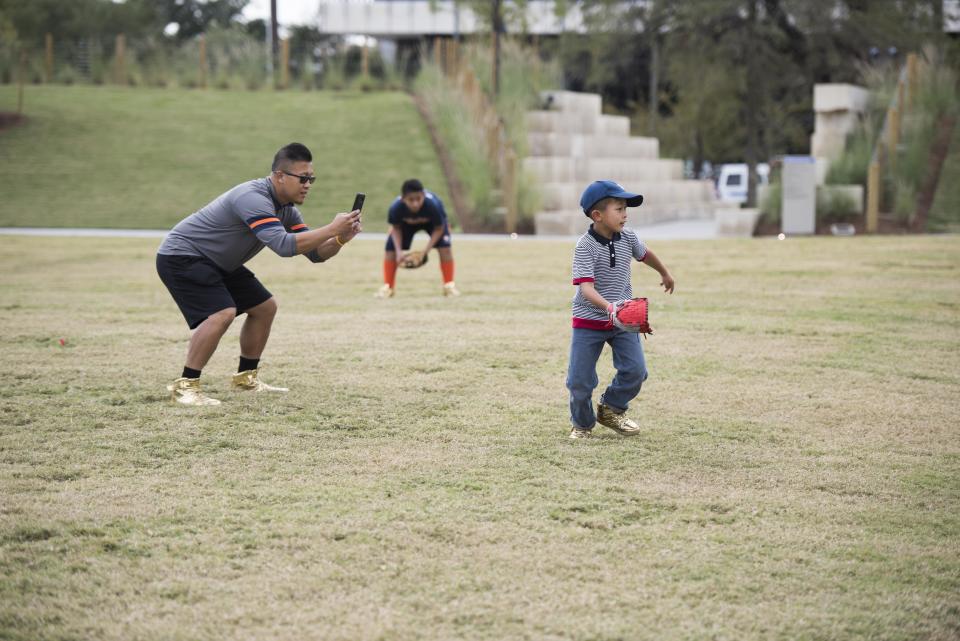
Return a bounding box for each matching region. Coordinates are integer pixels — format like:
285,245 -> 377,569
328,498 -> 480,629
527,91 -> 718,235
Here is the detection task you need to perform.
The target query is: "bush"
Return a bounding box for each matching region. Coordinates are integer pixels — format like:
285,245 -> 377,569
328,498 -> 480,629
415,63 -> 497,226
817,188 -> 859,224
759,181 -> 782,226
826,115 -> 878,186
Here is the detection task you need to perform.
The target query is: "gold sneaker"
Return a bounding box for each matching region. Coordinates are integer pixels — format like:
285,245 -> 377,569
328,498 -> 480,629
443,282 -> 461,297
569,427 -> 594,440
232,368 -> 289,393
375,284 -> 395,298
596,403 -> 641,436
167,377 -> 221,406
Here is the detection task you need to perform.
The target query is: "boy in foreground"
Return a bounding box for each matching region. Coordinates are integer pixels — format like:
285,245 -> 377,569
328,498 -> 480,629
567,180 -> 675,439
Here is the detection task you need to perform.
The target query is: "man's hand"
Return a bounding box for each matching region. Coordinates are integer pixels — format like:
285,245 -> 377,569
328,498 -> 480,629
341,219 -> 362,243
331,210 -> 361,237
660,272 -> 675,294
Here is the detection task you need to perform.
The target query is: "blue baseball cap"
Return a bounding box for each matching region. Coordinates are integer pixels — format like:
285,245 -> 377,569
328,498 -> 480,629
580,180 -> 644,216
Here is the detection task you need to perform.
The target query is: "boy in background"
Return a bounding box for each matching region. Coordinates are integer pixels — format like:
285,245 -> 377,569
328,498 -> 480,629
376,179 -> 460,298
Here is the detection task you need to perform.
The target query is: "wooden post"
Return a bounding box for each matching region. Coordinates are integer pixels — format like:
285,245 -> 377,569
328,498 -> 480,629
433,38 -> 441,70
361,43 -> 369,78
866,159 -> 880,233
504,148 -> 517,233
44,33 -> 53,83
17,49 -> 26,115
114,34 -> 126,85
897,77 -> 905,123
907,52 -> 917,111
887,106 -> 899,172
280,38 -> 290,88
198,34 -> 207,88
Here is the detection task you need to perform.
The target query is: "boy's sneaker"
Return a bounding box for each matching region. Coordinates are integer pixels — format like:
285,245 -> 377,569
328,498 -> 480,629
167,377 -> 221,406
596,403 -> 641,436
568,427 -> 594,440
375,284 -> 395,298
442,282 -> 461,297
232,369 -> 288,392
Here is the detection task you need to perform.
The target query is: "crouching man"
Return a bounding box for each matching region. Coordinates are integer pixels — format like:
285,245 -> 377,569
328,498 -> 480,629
156,142 -> 361,405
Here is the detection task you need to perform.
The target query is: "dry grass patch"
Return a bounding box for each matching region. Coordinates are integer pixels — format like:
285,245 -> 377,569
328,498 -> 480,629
1,234 -> 958,641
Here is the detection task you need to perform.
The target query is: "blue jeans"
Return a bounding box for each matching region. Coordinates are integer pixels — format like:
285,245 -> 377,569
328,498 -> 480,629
566,328 -> 648,429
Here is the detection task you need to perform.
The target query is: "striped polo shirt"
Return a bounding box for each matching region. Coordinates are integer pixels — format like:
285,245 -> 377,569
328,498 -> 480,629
157,177 -> 311,273
571,225 -> 648,329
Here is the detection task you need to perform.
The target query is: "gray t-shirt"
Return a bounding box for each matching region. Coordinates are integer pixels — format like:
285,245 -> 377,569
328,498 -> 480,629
158,177 -> 310,272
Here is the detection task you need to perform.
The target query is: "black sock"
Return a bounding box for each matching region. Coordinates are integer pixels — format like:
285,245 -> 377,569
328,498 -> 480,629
182,366 -> 201,379
239,356 -> 259,373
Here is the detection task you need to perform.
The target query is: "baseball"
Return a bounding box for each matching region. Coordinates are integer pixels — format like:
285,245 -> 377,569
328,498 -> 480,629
510,232 -> 518,240
778,233 -> 786,240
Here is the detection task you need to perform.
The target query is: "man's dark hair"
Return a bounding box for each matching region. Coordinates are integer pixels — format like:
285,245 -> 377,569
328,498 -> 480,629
401,178 -> 424,195
272,143 -> 312,171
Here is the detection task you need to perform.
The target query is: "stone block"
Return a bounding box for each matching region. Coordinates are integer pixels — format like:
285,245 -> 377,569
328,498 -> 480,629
813,83 -> 869,113
539,90 -> 602,116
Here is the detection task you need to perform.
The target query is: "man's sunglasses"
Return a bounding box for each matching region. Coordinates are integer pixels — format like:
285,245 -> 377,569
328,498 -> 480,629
279,169 -> 317,185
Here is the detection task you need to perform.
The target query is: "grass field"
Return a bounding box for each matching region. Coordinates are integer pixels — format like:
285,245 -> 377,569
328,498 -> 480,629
0,85 -> 449,233
1,232 -> 958,640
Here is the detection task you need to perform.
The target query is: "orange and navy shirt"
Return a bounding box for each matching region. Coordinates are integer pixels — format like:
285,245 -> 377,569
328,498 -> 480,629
158,177 -> 315,272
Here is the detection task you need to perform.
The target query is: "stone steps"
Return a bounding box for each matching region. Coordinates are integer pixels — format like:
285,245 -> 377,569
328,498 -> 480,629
527,111 -> 631,137
535,180 -> 714,211
523,157 -> 684,184
527,133 -> 659,159
526,90 -> 718,236
535,203 -> 718,236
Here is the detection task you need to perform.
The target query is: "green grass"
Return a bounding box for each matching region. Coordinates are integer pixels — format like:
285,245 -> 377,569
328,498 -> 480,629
0,85 -> 449,233
1,233 -> 959,640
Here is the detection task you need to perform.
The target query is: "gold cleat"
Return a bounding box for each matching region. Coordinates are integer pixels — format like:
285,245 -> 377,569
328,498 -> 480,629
375,284 -> 395,298
596,403 -> 641,436
569,427 -> 594,440
232,368 -> 289,393
442,282 -> 461,297
167,377 -> 221,406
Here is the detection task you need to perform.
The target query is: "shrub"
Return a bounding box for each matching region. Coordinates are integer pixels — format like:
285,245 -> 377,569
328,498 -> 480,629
759,181 -> 782,226
817,188 -> 859,224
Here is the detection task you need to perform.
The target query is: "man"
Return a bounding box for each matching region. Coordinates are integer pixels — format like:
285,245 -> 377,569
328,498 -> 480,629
156,142 -> 361,406
376,178 -> 460,298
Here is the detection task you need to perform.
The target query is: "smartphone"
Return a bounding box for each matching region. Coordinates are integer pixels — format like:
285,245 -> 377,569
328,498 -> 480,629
351,193 -> 365,214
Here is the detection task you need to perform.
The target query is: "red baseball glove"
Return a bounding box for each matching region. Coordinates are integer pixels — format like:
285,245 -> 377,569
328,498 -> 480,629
607,298 -> 653,335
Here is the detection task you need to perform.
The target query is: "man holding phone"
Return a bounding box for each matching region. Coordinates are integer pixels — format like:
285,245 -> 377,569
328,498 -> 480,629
375,178 -> 459,298
156,142 -> 362,406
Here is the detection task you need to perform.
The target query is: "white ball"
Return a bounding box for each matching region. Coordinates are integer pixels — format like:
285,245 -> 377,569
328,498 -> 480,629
777,233 -> 786,240
510,233 -> 518,240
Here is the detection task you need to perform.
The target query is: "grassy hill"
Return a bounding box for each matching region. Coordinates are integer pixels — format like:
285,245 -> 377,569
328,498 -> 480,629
0,85 -> 450,233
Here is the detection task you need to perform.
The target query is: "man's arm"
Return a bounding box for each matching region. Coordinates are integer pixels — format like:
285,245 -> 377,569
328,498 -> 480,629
295,211 -> 361,255
640,249 -> 675,293
306,220 -> 362,262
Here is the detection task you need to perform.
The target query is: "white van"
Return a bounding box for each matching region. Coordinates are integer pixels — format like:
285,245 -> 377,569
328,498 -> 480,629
716,163 -> 770,203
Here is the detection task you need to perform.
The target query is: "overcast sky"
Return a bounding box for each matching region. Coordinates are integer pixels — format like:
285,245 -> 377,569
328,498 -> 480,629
242,0 -> 321,26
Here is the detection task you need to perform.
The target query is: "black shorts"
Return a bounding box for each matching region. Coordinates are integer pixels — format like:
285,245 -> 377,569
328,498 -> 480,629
385,220 -> 452,252
156,254 -> 273,329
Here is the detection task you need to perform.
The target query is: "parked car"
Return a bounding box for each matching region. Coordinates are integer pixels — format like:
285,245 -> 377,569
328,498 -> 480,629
716,163 -> 770,203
